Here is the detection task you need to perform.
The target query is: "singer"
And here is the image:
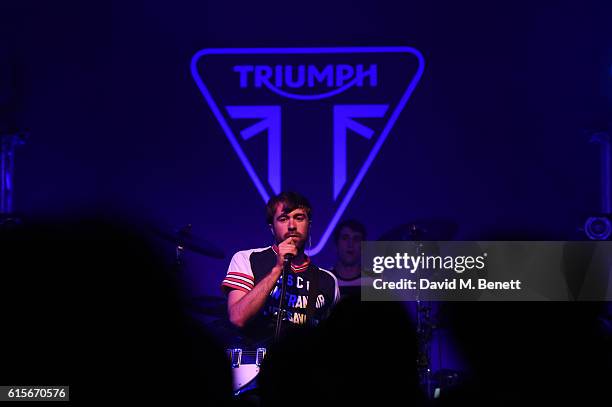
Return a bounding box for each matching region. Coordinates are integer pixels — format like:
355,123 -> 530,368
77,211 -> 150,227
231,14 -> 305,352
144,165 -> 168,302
221,191 -> 339,343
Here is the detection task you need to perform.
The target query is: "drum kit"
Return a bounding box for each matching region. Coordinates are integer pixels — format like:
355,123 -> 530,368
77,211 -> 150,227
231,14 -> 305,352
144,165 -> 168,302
166,219 -> 462,399
156,218 -> 463,399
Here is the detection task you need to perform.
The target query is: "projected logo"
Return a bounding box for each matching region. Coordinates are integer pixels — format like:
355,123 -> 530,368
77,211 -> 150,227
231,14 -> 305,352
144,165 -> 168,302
191,47 -> 424,255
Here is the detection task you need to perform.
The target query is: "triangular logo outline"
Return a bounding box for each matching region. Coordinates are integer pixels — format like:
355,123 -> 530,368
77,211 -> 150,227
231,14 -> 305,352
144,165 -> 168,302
191,47 -> 425,255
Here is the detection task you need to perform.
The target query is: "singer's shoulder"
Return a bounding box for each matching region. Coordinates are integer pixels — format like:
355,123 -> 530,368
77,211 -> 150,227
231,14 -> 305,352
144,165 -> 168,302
317,266 -> 339,285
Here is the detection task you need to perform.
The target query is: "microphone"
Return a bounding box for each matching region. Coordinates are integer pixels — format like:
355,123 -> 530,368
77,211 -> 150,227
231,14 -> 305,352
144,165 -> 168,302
283,253 -> 294,263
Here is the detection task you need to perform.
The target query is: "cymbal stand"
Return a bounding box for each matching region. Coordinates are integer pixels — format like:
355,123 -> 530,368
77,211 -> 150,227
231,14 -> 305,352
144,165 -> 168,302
1,132 -> 27,227
410,226 -> 434,398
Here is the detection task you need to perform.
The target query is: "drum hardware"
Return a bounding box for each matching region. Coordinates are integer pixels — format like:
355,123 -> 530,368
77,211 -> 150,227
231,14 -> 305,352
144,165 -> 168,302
226,347 -> 267,395
583,129 -> 611,240
0,131 -> 27,227
153,222 -> 225,263
379,220 -> 457,399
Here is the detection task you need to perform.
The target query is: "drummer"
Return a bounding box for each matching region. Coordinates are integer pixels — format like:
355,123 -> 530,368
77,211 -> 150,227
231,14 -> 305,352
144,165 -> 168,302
330,219 -> 367,298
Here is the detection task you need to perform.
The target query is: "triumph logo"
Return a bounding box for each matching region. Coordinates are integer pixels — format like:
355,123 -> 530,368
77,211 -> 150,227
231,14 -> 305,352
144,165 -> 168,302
191,47 -> 424,255
233,64 -> 378,97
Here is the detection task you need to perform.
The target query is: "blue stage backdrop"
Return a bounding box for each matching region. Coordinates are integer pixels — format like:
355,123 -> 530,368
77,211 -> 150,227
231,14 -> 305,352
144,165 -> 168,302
1,0 -> 611,302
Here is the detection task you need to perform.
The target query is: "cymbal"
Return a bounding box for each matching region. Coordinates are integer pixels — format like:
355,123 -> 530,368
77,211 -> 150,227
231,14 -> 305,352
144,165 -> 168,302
379,219 -> 458,241
154,224 -> 225,259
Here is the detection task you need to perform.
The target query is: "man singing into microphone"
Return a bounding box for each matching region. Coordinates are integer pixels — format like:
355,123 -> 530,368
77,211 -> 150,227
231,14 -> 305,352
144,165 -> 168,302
222,191 -> 339,343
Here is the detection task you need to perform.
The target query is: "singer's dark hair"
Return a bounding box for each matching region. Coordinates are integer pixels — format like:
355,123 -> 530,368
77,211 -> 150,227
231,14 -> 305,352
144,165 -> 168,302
266,192 -> 312,224
333,219 -> 367,243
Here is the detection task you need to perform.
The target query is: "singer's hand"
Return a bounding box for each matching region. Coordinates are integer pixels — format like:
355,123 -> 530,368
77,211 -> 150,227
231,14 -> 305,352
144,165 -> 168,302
276,237 -> 298,267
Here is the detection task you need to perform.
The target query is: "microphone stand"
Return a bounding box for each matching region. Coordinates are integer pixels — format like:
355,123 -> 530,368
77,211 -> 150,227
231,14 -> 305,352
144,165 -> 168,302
274,255 -> 292,343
